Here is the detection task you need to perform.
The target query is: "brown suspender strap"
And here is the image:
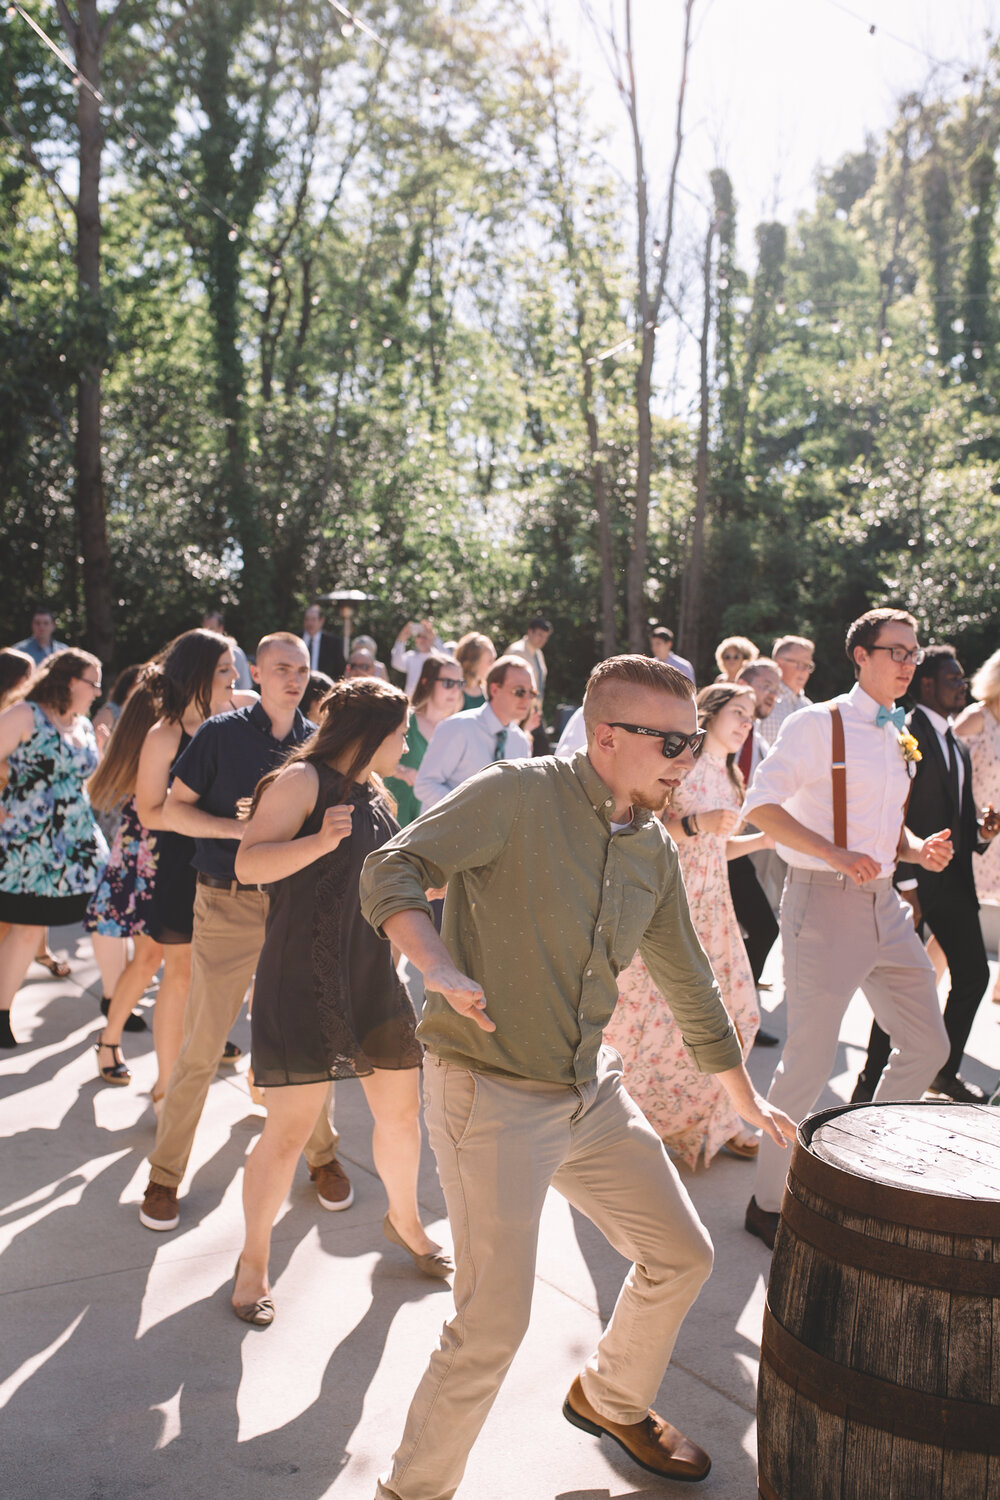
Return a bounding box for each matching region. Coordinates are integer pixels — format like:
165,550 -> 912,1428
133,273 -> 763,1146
829,705 -> 847,849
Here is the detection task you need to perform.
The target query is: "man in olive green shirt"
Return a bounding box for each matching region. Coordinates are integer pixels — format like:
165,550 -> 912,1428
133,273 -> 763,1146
361,655 -> 794,1500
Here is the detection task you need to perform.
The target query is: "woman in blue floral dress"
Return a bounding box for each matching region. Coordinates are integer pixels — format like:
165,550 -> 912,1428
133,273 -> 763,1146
0,649 -> 107,1047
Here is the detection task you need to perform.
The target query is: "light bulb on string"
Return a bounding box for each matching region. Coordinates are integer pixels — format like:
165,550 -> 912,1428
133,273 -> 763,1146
126,135 -> 136,148
775,301 -> 786,316
349,317 -> 359,329
381,336 -> 392,347
228,227 -> 239,242
178,185 -> 189,200
7,6 -> 17,20
927,342 -> 939,356
881,332 -> 893,348
972,342 -> 984,359
341,22 -> 355,37
271,262 -> 281,277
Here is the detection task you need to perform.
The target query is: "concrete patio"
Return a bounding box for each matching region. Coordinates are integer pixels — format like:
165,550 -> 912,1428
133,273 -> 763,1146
1,929 -> 997,1500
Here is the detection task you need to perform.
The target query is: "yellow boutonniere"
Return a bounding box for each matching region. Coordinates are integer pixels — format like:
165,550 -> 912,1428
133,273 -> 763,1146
898,729 -> 922,765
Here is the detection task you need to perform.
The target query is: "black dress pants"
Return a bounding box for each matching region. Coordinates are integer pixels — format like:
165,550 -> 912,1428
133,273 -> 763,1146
728,854 -> 779,985
858,882 -> 989,1086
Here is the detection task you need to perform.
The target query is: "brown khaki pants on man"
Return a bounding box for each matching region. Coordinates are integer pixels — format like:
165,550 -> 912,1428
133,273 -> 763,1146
375,1047 -> 714,1500
149,881 -> 338,1190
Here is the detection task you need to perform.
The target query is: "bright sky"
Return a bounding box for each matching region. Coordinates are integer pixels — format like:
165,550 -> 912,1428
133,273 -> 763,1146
549,0 -> 1000,257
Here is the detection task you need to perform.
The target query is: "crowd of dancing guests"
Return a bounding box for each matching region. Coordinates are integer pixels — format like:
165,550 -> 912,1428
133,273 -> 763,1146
2,605 -> 999,1280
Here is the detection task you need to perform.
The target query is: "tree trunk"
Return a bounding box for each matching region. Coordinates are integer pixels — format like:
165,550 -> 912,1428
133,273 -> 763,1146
622,0 -> 695,649
581,351 -> 618,655
677,212 -> 715,662
64,0 -> 115,663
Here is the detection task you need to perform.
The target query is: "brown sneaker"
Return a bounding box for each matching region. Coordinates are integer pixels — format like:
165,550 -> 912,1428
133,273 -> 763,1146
139,1178 -> 179,1231
309,1159 -> 354,1212
562,1376 -> 710,1482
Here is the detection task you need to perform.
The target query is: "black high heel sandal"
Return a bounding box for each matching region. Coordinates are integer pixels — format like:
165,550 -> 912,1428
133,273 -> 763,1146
95,1039 -> 131,1086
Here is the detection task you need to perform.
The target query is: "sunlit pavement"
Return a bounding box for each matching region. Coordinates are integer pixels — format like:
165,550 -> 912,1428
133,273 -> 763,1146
1,926 -> 997,1500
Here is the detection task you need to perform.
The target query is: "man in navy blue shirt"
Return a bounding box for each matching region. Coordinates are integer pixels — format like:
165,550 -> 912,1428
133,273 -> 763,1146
139,633 -> 353,1230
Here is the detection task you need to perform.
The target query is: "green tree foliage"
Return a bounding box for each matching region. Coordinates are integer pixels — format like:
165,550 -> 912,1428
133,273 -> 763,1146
3,5 -> 1000,700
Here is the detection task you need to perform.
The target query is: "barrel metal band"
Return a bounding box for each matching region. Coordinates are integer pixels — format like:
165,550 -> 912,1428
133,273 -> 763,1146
789,1134 -> 1000,1238
780,1184 -> 1000,1296
760,1304 -> 1000,1454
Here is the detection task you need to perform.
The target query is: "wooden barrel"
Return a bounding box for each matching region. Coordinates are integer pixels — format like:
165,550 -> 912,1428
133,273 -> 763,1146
757,1101 -> 1000,1499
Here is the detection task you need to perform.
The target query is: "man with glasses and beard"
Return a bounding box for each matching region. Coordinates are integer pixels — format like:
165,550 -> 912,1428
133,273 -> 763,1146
361,654 -> 795,1499
742,608 -> 953,1250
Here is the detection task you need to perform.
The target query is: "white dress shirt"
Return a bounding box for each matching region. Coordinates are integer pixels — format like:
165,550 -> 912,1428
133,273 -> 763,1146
666,649 -> 695,684
507,637 -> 547,697
914,704 -> 965,800
391,637 -> 445,696
303,631 -> 321,672
742,683 -> 914,875
554,706 -> 587,759
414,703 -> 532,810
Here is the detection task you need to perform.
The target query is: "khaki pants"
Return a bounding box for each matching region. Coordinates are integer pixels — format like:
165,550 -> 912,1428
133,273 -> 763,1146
376,1046 -> 714,1500
149,881 -> 338,1189
753,870 -> 949,1213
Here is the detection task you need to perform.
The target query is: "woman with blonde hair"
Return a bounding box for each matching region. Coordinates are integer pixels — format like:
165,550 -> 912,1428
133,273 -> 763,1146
955,646 -> 1000,1001
231,677 -> 450,1325
715,635 -> 758,682
0,649 -> 107,1046
606,681 -> 772,1166
454,632 -> 496,709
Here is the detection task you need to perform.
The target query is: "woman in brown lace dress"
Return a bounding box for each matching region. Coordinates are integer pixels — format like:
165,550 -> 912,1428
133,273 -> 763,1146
231,678 -> 450,1325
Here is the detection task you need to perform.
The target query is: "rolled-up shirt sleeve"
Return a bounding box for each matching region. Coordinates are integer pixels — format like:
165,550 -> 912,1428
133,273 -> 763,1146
361,765 -> 520,936
638,857 -> 742,1074
741,707 -> 824,823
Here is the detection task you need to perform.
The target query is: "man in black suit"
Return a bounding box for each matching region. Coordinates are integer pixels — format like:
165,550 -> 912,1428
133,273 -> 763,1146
301,603 -> 346,680
852,646 -> 999,1103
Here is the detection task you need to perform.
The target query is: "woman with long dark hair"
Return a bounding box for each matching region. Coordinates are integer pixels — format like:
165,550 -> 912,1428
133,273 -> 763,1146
606,682 -> 771,1167
384,653 -> 464,827
93,629 -> 255,1095
230,677 -> 450,1326
0,649 -> 107,1046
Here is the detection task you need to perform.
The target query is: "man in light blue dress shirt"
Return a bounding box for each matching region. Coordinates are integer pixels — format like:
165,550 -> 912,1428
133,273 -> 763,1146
414,655 -> 534,810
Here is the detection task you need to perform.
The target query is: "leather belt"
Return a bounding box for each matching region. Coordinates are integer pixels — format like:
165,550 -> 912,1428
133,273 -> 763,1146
196,873 -> 265,894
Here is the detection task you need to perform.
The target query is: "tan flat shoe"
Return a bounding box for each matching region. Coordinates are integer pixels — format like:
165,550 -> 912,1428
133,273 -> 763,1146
382,1215 -> 453,1279
232,1256 -> 274,1327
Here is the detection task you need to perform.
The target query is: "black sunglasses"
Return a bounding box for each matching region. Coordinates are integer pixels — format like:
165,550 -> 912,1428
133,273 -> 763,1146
608,722 -> 707,759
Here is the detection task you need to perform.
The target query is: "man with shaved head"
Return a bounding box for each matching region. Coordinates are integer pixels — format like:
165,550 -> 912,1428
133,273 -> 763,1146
361,654 -> 795,1498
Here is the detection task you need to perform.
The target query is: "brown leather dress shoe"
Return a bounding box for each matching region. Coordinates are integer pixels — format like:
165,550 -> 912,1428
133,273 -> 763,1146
744,1195 -> 779,1250
562,1376 -> 711,1482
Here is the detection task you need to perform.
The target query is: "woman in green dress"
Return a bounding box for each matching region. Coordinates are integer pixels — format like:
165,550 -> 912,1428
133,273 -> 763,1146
384,654 -> 464,825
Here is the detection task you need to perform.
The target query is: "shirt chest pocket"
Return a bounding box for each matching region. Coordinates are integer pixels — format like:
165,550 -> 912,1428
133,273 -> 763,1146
608,883 -> 658,969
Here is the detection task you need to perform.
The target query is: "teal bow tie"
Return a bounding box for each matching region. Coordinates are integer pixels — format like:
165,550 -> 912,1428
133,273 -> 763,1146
876,705 -> 906,731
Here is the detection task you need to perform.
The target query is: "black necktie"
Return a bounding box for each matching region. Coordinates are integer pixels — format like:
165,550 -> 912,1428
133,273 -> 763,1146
945,727 -> 960,813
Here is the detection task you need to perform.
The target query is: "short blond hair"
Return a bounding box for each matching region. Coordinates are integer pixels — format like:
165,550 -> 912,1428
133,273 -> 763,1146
715,635 -> 758,674
583,654 -> 693,735
971,647 -> 1000,706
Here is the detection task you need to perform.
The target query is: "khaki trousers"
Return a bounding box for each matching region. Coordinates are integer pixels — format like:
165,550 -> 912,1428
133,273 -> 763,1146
149,882 -> 338,1189
376,1046 -> 714,1500
753,870 -> 949,1212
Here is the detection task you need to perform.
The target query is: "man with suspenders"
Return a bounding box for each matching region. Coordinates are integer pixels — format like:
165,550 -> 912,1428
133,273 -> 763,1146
739,608 -> 952,1248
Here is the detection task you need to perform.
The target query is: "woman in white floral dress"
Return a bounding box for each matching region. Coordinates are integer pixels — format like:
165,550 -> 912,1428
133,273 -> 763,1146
954,646 -> 1000,1003
605,682 -> 773,1168
0,650 -> 107,1047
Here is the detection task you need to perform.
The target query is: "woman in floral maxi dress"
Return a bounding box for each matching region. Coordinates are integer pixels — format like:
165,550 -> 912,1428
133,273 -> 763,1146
605,682 -> 773,1168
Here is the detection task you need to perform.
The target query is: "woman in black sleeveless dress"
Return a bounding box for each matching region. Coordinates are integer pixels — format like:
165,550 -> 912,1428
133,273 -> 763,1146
95,630 -> 255,1098
231,678 -> 450,1325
